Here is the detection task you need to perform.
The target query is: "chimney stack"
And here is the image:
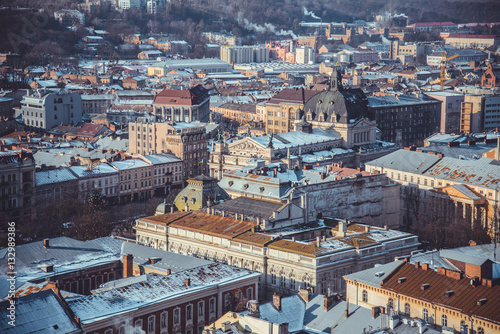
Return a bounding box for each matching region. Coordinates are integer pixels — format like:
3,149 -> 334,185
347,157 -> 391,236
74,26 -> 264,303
123,254 -> 133,278
324,295 -> 335,311
316,236 -> 320,247
166,269 -> 171,275
345,299 -> 349,318
299,288 -> 311,302
415,261 -> 420,269
43,238 -> 50,248
185,278 -> 191,287
273,293 -> 282,311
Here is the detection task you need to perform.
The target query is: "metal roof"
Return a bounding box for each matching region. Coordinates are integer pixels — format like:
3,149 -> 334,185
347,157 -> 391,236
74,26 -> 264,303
121,242 -> 212,274
0,289 -> 81,334
214,197 -> 285,220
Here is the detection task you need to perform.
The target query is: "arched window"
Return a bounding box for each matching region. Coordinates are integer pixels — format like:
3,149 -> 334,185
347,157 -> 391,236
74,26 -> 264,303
388,298 -> 393,310
362,290 -> 368,303
404,303 -> 410,315
422,308 -> 428,322
477,327 -> 484,334
441,314 -> 447,327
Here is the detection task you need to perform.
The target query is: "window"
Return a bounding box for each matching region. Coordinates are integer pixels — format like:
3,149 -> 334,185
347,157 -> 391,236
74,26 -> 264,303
477,328 -> 484,334
186,304 -> 193,321
160,312 -> 168,329
246,287 -> 253,300
441,314 -> 447,327
198,301 -> 204,316
362,290 -> 368,302
173,308 -> 180,324
271,274 -> 277,285
388,298 -> 393,310
404,303 -> 410,315
134,319 -> 143,334
209,298 -> 215,313
148,315 -> 155,333
423,308 -> 428,322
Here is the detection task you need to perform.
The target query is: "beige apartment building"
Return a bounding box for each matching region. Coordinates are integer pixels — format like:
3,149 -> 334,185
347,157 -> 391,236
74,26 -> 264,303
265,88 -> 319,134
129,121 -> 207,181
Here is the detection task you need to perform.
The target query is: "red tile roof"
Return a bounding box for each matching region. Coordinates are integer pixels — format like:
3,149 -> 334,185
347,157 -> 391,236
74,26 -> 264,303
76,123 -> 105,138
382,263 -> 500,324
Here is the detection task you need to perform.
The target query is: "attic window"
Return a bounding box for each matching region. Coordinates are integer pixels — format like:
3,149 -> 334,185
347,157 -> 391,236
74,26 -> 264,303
41,265 -> 54,273
375,271 -> 385,278
243,184 -> 249,189
260,187 -> 265,192
477,298 -> 487,306
421,283 -> 430,290
398,277 -> 406,284
444,290 -> 454,297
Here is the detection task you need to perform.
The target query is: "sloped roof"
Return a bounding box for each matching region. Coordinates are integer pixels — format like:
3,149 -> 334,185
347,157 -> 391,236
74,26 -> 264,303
0,289 -> 81,333
366,149 -> 442,174
214,197 -> 285,220
382,262 -> 500,324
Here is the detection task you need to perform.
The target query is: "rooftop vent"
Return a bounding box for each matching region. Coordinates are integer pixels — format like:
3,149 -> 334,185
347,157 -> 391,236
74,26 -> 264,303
444,290 -> 454,297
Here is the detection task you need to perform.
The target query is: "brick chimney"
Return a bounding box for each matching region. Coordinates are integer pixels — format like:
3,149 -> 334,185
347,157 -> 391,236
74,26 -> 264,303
166,269 -> 171,275
185,278 -> 191,287
372,306 -> 380,319
273,293 -> 281,311
43,238 -> 50,248
123,254 -> 133,278
299,288 -> 311,302
324,295 -> 335,311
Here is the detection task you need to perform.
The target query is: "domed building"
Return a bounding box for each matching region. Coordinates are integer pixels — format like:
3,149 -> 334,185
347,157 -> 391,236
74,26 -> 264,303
173,174 -> 230,212
296,70 -> 377,148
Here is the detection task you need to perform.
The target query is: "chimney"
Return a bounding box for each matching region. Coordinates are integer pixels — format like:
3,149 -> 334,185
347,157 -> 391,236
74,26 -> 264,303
299,288 -> 311,302
345,300 -> 349,318
414,261 -> 420,269
496,136 -> 500,161
248,300 -> 260,313
207,207 -> 211,214
222,321 -> 231,332
422,263 -> 429,270
170,206 -> 174,213
43,238 -> 50,248
185,278 -> 191,287
273,293 -> 282,311
324,295 -> 335,311
166,269 -> 171,275
235,213 -> 239,220
316,236 -> 320,247
372,306 -> 380,319
365,225 -> 370,233
123,254 -> 133,278
469,240 -> 477,246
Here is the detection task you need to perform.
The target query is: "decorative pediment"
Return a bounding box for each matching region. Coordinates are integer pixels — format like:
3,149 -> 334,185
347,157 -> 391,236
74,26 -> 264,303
228,138 -> 267,153
350,117 -> 376,129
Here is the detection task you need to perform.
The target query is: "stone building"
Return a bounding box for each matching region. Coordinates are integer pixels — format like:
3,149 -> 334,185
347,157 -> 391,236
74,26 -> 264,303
129,121 -> 207,180
21,89 -> 83,130
365,148 -> 500,234
344,244 -> 500,333
173,174 -> 230,212
367,93 -> 442,147
154,85 -> 210,123
218,162 -> 401,229
0,150 -> 36,221
264,87 -> 319,134
426,92 -> 464,134
134,207 -> 419,299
